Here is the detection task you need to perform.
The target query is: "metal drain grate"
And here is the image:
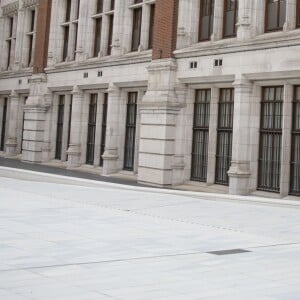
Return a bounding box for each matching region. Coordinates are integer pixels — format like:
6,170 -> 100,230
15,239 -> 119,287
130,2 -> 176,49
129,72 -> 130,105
208,249 -> 251,256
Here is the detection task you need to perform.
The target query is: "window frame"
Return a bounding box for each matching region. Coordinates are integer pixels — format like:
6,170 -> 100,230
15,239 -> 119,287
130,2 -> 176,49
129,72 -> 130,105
199,0 -> 215,42
265,0 -> 287,32
222,0 -> 238,38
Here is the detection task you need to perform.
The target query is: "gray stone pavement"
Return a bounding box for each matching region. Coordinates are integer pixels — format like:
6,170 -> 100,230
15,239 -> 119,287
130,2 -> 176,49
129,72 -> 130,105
0,170 -> 300,299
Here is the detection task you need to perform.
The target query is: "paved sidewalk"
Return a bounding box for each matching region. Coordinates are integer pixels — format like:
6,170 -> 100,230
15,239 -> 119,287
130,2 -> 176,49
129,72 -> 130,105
1,172 -> 300,299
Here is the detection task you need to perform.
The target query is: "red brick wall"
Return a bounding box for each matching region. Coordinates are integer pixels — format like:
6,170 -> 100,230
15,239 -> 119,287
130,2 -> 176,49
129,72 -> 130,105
152,0 -> 179,60
33,0 -> 52,74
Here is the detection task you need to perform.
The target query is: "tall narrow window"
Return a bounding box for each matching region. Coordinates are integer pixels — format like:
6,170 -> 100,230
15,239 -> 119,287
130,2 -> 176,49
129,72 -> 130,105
94,18 -> 102,57
265,0 -> 286,32
55,96 -> 65,160
0,98 -> 8,151
148,4 -> 155,49
6,17 -> 14,70
199,0 -> 215,41
100,93 -> 108,167
191,90 -> 211,182
86,94 -> 98,165
62,26 -> 69,61
65,0 -> 72,22
131,7 -> 142,51
107,15 -> 114,55
110,0 -> 115,10
124,92 -> 138,171
21,96 -> 28,153
223,0 -> 238,38
215,88 -> 234,185
297,0 -> 300,27
290,86 -> 300,196
97,0 -> 104,13
27,9 -> 36,67
258,87 -> 283,193
67,96 -> 73,149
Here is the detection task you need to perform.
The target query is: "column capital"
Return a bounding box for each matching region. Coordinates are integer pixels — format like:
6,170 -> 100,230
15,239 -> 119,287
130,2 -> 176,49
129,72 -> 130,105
9,90 -> 19,99
72,86 -> 83,96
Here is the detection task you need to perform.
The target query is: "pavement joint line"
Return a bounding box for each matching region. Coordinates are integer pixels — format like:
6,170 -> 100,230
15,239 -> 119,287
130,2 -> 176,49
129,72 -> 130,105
2,241 -> 300,274
0,165 -> 299,208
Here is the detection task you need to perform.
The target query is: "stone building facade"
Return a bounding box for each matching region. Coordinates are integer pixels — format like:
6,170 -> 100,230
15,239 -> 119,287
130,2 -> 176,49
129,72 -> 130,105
0,0 -> 299,198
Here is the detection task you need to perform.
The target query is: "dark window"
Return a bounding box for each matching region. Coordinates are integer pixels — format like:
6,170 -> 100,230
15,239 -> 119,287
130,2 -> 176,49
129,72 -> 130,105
65,0 -> 72,22
131,7 -> 142,51
96,0 -> 104,13
134,0 -> 143,3
107,15 -> 114,55
215,88 -> 234,185
297,0 -> 300,27
27,10 -> 36,67
76,0 -> 80,19
258,87 -> 283,193
86,94 -> 98,165
223,0 -> 238,38
199,0 -> 215,41
6,17 -> 14,70
55,96 -> 65,160
0,98 -> 8,151
100,93 -> 108,166
290,86 -> 300,196
21,96 -> 28,153
67,96 -> 73,149
30,9 -> 35,32
124,92 -> 137,171
63,26 -> 69,61
94,18 -> 102,57
148,4 -> 155,49
265,0 -> 286,32
110,0 -> 115,10
191,90 -> 211,182
73,23 -> 78,60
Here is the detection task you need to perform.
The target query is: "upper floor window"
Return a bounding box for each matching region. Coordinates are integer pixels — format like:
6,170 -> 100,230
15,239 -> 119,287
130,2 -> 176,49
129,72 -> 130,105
265,0 -> 286,32
26,9 -> 36,67
61,0 -> 80,62
130,0 -> 156,52
223,0 -> 238,38
199,0 -> 215,41
6,15 -> 17,70
92,0 -> 115,58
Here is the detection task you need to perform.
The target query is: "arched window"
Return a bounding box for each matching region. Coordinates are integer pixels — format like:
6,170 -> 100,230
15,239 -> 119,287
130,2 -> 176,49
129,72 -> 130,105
265,0 -> 286,32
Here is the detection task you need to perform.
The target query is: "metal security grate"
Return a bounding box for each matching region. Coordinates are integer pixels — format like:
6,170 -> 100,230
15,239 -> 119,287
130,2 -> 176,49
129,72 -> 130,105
258,87 -> 283,193
208,249 -> 251,256
290,86 -> 300,196
123,92 -> 137,171
191,89 -> 211,182
100,93 -> 108,167
55,95 -> 65,160
86,94 -> 98,165
0,97 -> 8,151
215,88 -> 234,186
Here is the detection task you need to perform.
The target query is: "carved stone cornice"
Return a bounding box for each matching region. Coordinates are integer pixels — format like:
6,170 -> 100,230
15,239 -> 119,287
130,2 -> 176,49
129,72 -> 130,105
22,0 -> 38,9
2,1 -> 19,16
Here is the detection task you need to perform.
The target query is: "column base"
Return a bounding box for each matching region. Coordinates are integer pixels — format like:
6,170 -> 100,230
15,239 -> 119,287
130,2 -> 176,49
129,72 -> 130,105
102,148 -> 119,175
66,145 -> 82,168
5,138 -> 18,156
228,161 -> 251,196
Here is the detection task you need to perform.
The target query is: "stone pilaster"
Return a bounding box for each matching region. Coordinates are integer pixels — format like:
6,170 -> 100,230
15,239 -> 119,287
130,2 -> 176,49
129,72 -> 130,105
5,91 -> 20,155
21,74 -> 49,162
280,84 -> 293,197
138,58 -> 182,186
228,77 -> 253,195
67,86 -> 84,168
41,93 -> 53,161
237,0 -> 252,41
102,84 -> 120,175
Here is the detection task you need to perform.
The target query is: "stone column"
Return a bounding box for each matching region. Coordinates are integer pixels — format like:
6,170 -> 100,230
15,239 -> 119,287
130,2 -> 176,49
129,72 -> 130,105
228,77 -> 253,195
5,91 -> 20,155
211,0 -> 224,41
207,87 -> 219,185
102,84 -> 121,175
285,0 -> 297,31
280,84 -> 293,197
67,86 -> 84,168
21,74 -> 49,162
138,59 -> 182,186
41,93 -> 53,162
0,96 -> 5,148
237,0 -> 252,41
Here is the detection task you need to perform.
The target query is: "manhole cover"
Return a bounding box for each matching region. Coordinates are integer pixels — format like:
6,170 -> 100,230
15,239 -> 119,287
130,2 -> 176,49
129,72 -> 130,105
208,249 -> 251,256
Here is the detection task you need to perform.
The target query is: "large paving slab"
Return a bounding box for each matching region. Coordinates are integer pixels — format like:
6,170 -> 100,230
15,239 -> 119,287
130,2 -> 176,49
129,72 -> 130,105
0,175 -> 300,299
